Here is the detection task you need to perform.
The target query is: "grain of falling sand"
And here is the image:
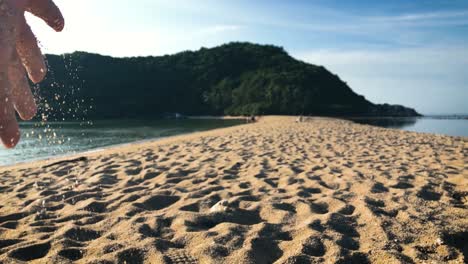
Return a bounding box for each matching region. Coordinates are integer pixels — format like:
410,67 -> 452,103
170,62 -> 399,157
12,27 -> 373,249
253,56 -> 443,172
0,116 -> 466,264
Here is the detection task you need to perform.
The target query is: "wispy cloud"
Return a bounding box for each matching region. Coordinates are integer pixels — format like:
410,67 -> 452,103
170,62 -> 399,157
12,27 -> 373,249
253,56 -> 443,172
268,9 -> 468,34
363,10 -> 468,28
371,10 -> 468,22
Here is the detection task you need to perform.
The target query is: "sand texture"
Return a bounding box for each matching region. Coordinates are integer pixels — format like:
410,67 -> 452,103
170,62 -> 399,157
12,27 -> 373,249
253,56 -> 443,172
0,116 -> 466,263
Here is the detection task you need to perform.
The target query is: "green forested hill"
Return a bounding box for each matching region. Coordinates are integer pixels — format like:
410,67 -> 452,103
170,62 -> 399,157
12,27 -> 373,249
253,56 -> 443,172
37,42 -> 419,120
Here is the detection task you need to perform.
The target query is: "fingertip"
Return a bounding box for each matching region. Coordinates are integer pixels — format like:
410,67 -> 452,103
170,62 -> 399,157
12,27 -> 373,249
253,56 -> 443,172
53,17 -> 65,32
29,67 -> 47,84
4,134 -> 20,148
26,0 -> 65,32
17,102 -> 37,121
0,122 -> 20,148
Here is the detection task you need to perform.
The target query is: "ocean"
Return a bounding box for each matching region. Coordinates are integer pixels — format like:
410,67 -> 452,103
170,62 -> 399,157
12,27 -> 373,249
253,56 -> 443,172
0,119 -> 244,166
350,116 -> 468,137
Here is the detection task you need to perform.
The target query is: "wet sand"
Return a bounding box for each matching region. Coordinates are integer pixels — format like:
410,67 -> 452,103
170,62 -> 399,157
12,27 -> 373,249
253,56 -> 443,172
0,116 -> 466,263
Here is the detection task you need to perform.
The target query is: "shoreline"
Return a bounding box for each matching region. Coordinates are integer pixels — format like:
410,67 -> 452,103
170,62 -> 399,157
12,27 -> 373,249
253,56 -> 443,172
187,115 -> 247,120
0,119 -> 253,170
1,118 -> 249,169
2,115 -> 466,169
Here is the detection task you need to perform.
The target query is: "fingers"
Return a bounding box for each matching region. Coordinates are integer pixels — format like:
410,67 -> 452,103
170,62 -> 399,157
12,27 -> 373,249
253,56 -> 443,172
25,0 -> 64,32
0,105 -> 20,149
16,18 -> 47,84
0,18 -> 20,148
9,53 -> 37,120
0,73 -> 20,149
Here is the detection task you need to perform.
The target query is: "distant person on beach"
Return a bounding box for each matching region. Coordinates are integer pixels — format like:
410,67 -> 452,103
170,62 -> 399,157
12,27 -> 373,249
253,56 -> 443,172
0,0 -> 64,148
246,115 -> 256,123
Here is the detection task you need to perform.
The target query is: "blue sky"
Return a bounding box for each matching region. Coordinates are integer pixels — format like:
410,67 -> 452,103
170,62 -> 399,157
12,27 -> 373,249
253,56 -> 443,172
28,0 -> 468,114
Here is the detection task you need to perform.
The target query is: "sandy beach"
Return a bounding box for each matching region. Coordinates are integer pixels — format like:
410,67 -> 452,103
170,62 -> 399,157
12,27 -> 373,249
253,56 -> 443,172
0,116 -> 466,263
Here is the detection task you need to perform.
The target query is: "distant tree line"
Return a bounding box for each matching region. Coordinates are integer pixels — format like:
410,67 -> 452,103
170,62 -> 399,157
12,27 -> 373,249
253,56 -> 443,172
35,42 -> 419,120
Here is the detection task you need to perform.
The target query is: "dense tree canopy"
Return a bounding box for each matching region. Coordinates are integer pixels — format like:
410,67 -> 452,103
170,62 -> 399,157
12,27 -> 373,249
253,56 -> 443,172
35,42 -> 419,120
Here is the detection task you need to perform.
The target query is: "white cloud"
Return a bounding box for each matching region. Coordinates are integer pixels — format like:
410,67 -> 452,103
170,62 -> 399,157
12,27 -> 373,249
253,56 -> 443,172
371,10 -> 468,22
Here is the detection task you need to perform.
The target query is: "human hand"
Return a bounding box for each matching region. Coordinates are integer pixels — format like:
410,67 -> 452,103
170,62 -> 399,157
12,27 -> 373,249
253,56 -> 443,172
0,0 -> 63,148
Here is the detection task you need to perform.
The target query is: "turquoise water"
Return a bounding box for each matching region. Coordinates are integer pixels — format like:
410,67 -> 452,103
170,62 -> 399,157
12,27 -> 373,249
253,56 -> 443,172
0,119 -> 243,166
350,117 -> 468,137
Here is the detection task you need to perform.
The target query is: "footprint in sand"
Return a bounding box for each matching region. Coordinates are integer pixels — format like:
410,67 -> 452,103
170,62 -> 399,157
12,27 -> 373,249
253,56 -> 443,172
8,242 -> 51,261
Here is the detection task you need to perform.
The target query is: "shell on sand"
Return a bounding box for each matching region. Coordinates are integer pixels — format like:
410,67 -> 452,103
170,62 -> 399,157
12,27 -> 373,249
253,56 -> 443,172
0,116 -> 466,263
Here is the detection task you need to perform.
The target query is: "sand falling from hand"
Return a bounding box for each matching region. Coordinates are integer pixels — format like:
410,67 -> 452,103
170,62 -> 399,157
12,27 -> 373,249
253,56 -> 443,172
22,51 -> 94,221
27,53 -> 95,156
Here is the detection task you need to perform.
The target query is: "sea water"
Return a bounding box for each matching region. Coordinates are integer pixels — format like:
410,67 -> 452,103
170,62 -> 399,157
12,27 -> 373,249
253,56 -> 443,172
350,116 -> 468,137
0,119 -> 243,166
